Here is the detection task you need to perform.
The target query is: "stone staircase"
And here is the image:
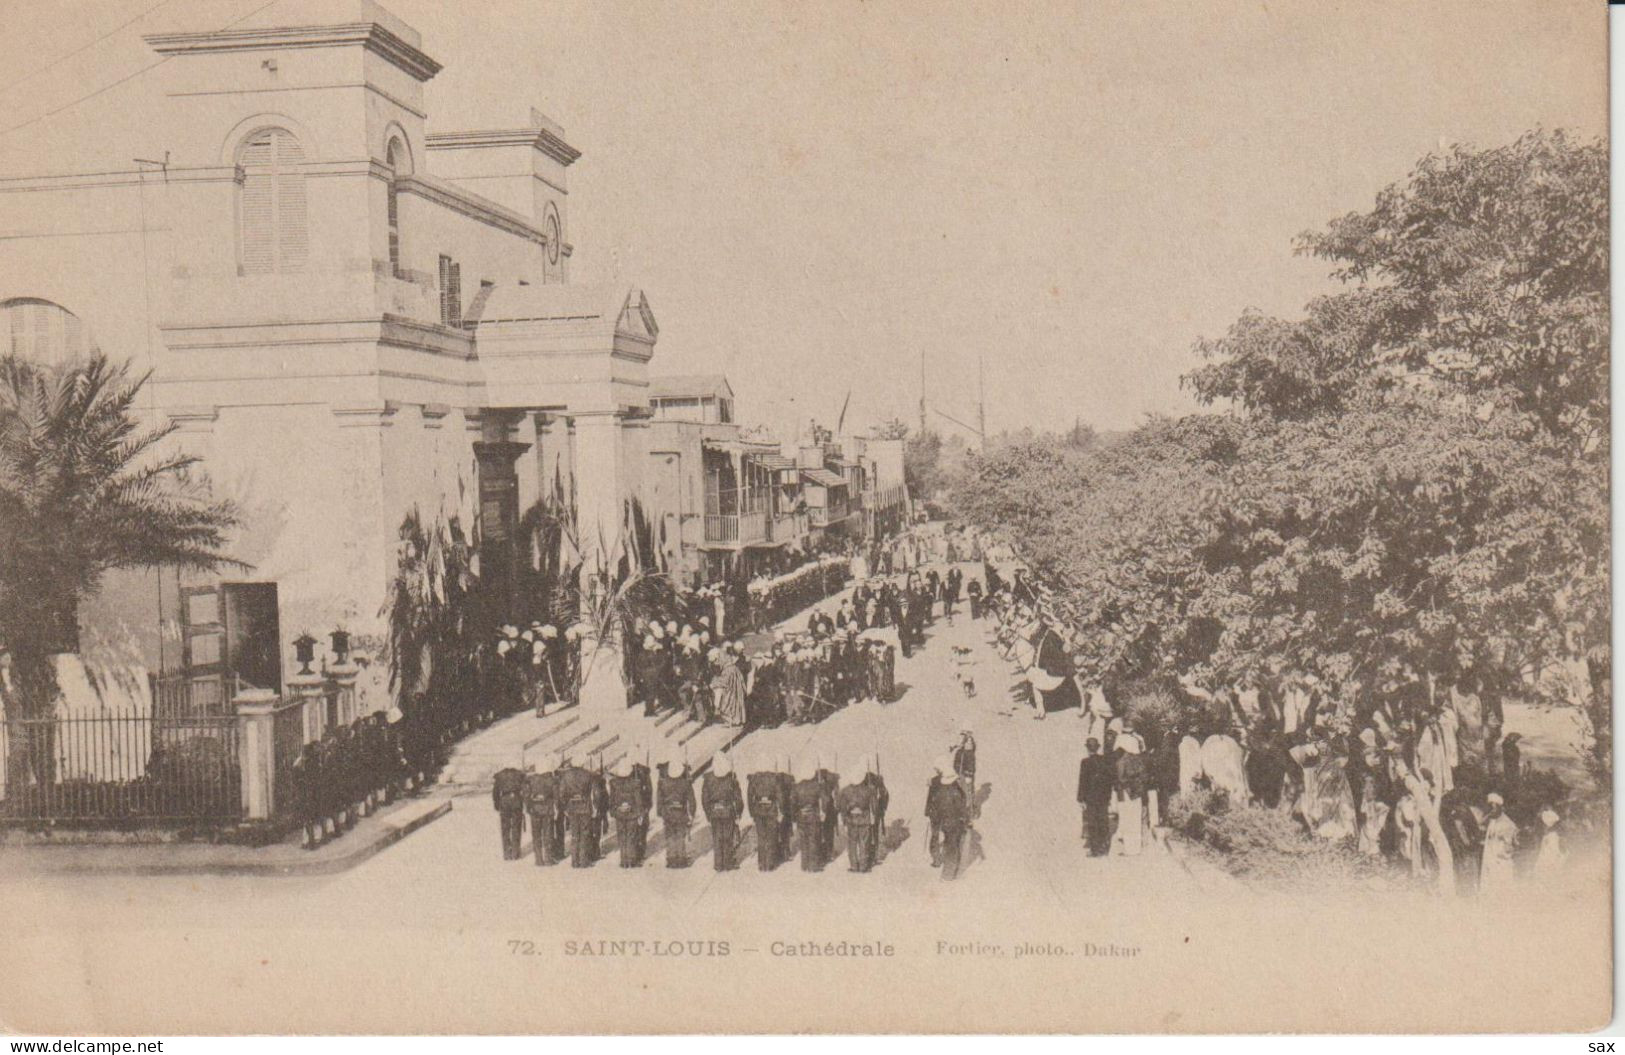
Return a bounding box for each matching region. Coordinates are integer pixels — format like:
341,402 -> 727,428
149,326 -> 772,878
438,704 -> 747,795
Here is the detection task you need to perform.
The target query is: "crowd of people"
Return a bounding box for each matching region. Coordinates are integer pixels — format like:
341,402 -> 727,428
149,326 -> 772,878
290,711 -> 433,851
970,536 -> 1576,894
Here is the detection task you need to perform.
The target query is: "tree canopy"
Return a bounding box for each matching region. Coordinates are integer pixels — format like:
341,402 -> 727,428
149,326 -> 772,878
953,130 -> 1607,735
0,354 -> 239,713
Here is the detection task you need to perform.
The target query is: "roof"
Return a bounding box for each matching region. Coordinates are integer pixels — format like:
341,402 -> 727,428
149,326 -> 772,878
649,374 -> 734,402
800,468 -> 847,488
750,453 -> 797,471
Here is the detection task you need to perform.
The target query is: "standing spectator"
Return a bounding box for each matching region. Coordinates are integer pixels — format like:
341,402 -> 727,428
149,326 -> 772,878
1077,738 -> 1115,856
1479,792 -> 1519,896
926,756 -> 971,880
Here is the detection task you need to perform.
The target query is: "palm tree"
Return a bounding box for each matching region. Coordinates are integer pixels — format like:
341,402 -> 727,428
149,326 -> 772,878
0,353 -> 239,723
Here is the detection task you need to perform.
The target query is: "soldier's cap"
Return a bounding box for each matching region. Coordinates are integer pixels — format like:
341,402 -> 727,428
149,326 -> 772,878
611,756 -> 634,777
844,764 -> 867,786
935,756 -> 957,777
711,753 -> 733,776
794,757 -> 819,780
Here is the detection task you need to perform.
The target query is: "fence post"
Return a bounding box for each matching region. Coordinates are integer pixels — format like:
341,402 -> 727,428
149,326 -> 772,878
233,687 -> 279,821
288,672 -> 327,743
328,662 -> 362,725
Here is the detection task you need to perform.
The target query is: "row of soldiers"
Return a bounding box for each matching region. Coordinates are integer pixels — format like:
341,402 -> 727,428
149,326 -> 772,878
291,712 -> 409,850
491,749 -> 893,873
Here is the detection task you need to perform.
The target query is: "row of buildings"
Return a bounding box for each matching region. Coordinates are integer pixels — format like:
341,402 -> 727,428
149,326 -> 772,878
0,0 -> 906,719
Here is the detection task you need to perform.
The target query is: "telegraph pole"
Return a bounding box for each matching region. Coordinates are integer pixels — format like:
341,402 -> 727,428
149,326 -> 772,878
919,348 -> 927,437
978,355 -> 986,450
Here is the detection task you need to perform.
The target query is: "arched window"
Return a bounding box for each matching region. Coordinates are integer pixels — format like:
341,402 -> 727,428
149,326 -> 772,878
236,127 -> 308,275
2,298 -> 95,364
385,137 -> 408,277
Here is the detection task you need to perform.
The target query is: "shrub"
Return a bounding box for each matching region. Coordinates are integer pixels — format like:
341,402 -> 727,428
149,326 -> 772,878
1167,785 -> 1398,889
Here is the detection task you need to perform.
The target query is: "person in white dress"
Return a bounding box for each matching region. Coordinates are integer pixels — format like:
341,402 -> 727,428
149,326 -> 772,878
1479,792 -> 1519,896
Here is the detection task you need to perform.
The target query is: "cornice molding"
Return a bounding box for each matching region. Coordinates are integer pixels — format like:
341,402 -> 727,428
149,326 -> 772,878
425,127 -> 581,167
145,22 -> 442,82
396,174 -> 548,247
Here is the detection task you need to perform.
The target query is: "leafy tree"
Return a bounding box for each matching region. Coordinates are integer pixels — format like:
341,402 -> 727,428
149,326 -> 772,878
1188,129 -> 1607,450
903,429 -> 944,499
953,131 -> 1608,779
0,355 -> 239,718
871,418 -> 910,441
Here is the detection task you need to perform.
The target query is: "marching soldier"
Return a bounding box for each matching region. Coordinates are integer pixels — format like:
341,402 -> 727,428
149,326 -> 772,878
524,764 -> 563,866
702,752 -> 745,871
836,764 -> 880,872
747,753 -> 790,871
492,764 -> 527,861
791,757 -> 830,872
818,762 -> 841,863
606,755 -> 651,868
556,751 -> 597,868
926,756 -> 971,880
657,748 -> 697,868
862,756 -> 890,864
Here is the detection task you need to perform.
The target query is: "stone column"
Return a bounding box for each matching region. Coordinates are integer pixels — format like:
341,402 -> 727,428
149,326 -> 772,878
233,687 -> 279,822
572,411 -> 632,716
287,672 -> 328,743
328,662 -> 362,724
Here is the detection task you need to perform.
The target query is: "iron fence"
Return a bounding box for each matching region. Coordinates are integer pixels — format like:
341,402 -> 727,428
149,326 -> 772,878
0,710 -> 242,824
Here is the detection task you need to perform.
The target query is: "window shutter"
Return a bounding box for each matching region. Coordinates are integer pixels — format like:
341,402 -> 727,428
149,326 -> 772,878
387,185 -> 400,275
438,255 -> 452,323
237,128 -> 307,275
447,261 -> 462,327
238,132 -> 275,275
273,130 -> 307,273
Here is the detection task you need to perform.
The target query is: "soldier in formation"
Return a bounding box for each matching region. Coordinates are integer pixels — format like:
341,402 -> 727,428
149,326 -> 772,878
658,749 -> 698,868
702,752 -> 744,871
837,760 -> 884,873
791,757 -> 834,872
747,754 -> 793,871
525,764 -> 565,866
556,751 -> 600,868
492,764 -> 527,861
607,754 -> 653,868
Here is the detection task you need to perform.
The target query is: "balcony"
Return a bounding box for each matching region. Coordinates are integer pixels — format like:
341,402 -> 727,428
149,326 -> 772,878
808,505 -> 851,528
703,509 -> 768,546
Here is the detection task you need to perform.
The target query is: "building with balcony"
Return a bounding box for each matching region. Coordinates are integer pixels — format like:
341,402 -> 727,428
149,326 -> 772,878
644,375 -> 809,585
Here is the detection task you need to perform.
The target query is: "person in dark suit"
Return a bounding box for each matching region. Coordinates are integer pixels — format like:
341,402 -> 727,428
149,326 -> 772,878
925,757 -> 970,879
1077,738 -> 1115,856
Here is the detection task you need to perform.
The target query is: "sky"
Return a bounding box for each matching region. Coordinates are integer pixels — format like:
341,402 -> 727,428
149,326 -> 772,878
0,0 -> 1606,438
